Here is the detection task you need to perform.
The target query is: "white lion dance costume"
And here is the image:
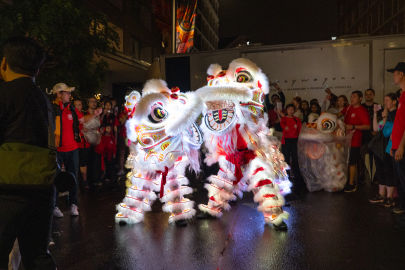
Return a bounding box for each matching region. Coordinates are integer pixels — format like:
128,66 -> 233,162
115,80 -> 203,226
196,58 -> 291,229
298,113 -> 351,192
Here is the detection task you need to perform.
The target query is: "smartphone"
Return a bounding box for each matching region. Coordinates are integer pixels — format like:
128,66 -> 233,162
276,101 -> 282,111
374,104 -> 382,111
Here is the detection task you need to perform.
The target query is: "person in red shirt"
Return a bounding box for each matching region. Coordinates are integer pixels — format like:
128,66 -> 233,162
387,62 -> 405,217
52,83 -> 83,217
97,125 -> 117,182
343,90 -> 371,192
279,104 -> 305,194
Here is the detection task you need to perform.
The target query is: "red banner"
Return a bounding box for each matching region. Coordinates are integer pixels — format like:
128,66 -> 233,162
176,0 -> 197,53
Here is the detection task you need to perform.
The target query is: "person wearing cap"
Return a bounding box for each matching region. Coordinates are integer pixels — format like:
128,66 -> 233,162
51,82 -> 83,217
387,62 -> 405,219
0,37 -> 57,269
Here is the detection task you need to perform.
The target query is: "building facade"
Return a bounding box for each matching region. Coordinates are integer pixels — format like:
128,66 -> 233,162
193,0 -> 220,52
86,0 -> 166,98
338,0 -> 405,37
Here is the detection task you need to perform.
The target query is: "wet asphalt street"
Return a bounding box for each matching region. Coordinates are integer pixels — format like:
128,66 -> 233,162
50,180 -> 405,270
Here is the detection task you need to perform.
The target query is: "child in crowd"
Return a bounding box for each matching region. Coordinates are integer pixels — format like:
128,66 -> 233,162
279,104 -> 305,194
300,100 -> 310,123
310,102 -> 321,115
98,124 -> 117,182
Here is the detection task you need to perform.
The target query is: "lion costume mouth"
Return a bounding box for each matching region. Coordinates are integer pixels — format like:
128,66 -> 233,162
204,100 -> 236,132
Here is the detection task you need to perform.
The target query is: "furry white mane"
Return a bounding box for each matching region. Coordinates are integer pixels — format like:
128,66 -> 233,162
227,58 -> 270,94
142,79 -> 170,96
207,63 -> 223,76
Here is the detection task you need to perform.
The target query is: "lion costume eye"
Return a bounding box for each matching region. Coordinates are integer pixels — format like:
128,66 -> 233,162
236,70 -> 253,83
148,103 -> 167,123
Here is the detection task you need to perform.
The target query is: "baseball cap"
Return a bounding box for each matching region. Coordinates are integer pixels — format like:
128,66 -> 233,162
51,82 -> 75,94
387,62 -> 405,73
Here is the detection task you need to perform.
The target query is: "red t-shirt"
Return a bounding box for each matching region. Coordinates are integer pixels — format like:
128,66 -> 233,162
280,116 -> 302,144
57,104 -> 83,152
344,105 -> 370,147
98,134 -> 117,161
392,92 -> 405,150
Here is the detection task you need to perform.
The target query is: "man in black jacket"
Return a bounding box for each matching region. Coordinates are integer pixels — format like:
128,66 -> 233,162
0,37 -> 56,269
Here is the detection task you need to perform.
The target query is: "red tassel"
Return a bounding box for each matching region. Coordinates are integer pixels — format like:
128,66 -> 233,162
157,166 -> 169,198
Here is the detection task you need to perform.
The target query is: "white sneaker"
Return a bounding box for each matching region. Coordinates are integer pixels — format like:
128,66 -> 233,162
53,207 -> 64,218
70,204 -> 79,216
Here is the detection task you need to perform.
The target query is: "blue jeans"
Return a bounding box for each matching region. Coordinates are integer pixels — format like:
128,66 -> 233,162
393,149 -> 405,208
54,149 -> 79,206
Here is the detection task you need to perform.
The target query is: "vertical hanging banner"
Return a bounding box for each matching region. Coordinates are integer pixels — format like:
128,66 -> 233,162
176,0 -> 197,53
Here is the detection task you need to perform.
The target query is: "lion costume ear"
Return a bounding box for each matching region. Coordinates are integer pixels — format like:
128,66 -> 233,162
125,91 -> 141,117
207,63 -> 223,76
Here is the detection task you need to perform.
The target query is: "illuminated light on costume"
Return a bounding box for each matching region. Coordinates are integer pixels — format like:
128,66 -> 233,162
115,80 -> 203,225
298,113 -> 351,192
196,58 -> 291,228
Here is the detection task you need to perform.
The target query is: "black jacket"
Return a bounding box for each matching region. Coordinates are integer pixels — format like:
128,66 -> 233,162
52,101 -> 81,147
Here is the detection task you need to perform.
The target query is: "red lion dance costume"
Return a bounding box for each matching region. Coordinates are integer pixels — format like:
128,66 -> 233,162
197,58 -> 291,230
115,79 -> 203,226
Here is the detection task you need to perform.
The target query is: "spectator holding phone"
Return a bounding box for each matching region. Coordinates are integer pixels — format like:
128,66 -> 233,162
369,93 -> 397,207
266,83 -> 285,136
322,88 -> 339,113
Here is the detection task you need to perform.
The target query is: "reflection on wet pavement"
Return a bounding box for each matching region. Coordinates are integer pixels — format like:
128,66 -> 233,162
51,183 -> 405,270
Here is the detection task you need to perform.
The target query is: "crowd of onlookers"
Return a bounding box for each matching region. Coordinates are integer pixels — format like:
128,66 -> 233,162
265,67 -> 405,217
1,36 -> 405,270
51,83 -> 129,218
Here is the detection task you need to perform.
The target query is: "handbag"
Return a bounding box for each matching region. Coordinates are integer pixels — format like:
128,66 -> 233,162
368,130 -> 386,161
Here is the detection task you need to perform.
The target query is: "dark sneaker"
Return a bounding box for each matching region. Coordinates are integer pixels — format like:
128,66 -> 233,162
175,219 -> 188,227
273,221 -> 288,231
344,184 -> 357,193
392,207 -> 405,215
196,212 -> 217,220
384,198 -> 395,208
369,195 -> 385,204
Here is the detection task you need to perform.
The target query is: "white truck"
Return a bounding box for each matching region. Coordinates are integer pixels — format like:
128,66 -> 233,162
161,34 -> 405,103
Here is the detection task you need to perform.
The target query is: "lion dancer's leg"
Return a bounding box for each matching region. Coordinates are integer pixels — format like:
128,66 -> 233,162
160,161 -> 196,225
198,156 -> 238,217
115,171 -> 158,224
246,157 -> 291,229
